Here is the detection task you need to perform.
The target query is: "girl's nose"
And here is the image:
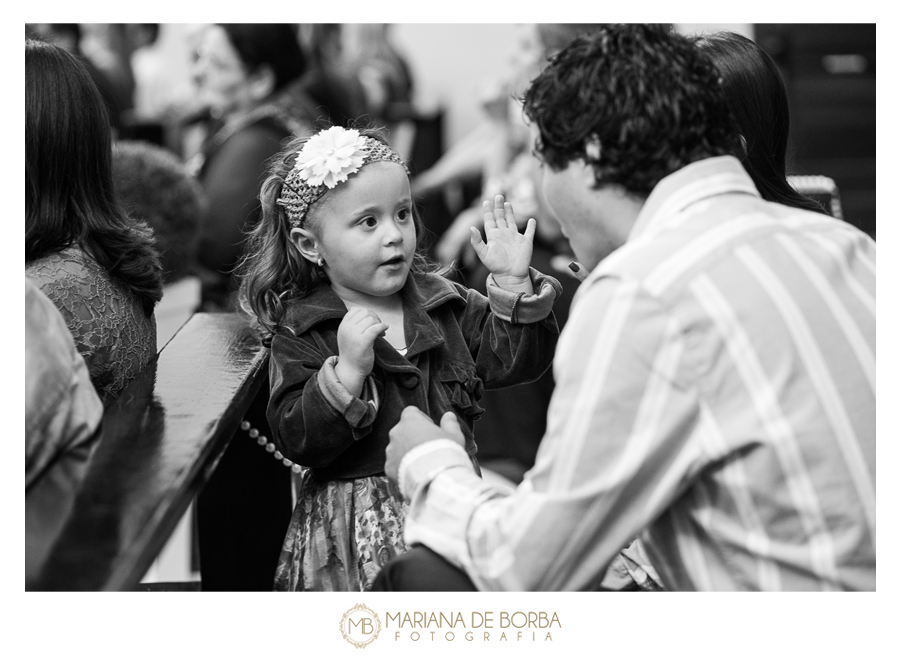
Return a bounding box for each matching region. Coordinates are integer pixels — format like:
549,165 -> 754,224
382,218 -> 404,245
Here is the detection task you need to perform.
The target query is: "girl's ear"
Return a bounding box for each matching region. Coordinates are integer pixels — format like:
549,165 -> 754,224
290,228 -> 321,264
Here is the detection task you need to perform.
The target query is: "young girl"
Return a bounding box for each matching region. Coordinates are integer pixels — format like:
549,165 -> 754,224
239,126 -> 562,591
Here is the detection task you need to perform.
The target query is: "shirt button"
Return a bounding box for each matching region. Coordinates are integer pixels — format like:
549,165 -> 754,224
401,375 -> 418,389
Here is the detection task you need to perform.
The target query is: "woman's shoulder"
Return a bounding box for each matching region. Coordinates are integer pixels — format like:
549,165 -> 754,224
26,246 -> 157,401
26,247 -> 100,291
27,246 -> 150,325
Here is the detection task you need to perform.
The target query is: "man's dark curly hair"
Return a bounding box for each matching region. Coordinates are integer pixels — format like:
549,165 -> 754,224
523,24 -> 741,197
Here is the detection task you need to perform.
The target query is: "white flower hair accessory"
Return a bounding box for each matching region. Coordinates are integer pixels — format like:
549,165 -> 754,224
294,126 -> 367,188
277,126 -> 408,228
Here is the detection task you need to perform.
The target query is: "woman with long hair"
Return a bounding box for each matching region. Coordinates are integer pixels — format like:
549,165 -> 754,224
693,31 -> 826,213
26,38 -> 163,403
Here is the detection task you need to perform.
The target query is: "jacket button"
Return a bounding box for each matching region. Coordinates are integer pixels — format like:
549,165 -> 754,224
401,375 -> 418,389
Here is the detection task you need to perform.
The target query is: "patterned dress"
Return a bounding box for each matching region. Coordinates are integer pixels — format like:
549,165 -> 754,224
274,470 -> 408,591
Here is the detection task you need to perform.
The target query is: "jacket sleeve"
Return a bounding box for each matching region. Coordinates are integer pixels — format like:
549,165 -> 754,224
459,267 -> 562,389
267,331 -> 380,467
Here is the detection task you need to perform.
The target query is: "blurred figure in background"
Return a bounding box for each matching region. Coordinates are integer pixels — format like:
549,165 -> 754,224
32,23 -> 131,133
411,25 -> 602,215
123,23 -> 200,150
344,23 -> 416,157
296,23 -> 369,130
113,140 -> 204,286
424,24 -> 605,486
112,140 -> 206,346
26,38 -> 163,404
692,31 -> 827,214
425,24 -> 604,266
189,23 -> 318,312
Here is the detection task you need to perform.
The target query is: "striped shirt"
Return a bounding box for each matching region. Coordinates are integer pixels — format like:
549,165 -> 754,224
399,156 -> 875,591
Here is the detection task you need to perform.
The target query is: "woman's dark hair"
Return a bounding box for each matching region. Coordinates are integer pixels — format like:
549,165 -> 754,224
218,24 -> 307,92
238,127 -> 441,338
523,24 -> 741,198
25,38 -> 162,315
693,31 -> 825,213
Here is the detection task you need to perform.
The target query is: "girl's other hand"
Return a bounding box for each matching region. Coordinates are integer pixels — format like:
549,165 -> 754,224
335,307 -> 387,392
470,194 -> 535,293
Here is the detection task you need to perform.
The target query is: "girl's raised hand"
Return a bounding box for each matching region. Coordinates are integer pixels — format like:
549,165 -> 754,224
470,195 -> 536,291
335,307 -> 387,394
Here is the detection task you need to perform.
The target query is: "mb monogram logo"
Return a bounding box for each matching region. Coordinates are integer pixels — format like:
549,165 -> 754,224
340,603 -> 382,648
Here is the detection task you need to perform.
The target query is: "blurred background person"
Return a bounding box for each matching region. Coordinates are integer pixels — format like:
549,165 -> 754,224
420,24 -> 604,486
112,139 -> 206,346
344,23 -> 416,158
25,38 -> 163,404
188,23 -> 318,312
424,24 -> 604,267
295,23 -> 369,130
28,23 -> 133,134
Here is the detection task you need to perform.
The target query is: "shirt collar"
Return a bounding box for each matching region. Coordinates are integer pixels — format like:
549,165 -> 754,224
628,155 -> 760,243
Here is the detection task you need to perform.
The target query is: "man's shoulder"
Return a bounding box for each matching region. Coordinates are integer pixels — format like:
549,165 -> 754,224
600,198 -> 815,292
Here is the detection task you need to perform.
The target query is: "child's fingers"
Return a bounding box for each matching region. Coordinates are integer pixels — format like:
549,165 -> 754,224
469,226 -> 486,254
346,307 -> 381,325
503,201 -> 517,230
362,322 -> 389,340
493,195 -> 508,227
482,199 -> 497,233
343,306 -> 365,320
523,217 -> 537,241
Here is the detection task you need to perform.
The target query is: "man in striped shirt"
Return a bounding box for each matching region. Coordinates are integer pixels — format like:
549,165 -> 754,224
378,25 -> 875,591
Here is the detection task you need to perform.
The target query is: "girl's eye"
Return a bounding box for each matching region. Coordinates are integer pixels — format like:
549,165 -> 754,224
398,208 -> 410,221
362,217 -> 377,228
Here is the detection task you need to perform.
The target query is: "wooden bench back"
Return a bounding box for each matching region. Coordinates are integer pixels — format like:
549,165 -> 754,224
26,313 -> 269,590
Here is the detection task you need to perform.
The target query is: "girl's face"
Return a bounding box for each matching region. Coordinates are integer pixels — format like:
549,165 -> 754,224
308,162 -> 417,303
192,25 -> 255,118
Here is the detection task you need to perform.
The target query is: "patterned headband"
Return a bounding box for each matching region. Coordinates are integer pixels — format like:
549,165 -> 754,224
276,126 -> 409,228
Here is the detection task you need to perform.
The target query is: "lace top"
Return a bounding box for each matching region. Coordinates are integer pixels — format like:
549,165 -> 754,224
26,246 -> 157,404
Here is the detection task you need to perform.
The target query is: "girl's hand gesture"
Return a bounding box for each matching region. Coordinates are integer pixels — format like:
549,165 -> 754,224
335,307 -> 387,395
470,195 -> 536,293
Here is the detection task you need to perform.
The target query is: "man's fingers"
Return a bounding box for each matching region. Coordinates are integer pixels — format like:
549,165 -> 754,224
400,405 -> 428,421
440,411 -> 465,445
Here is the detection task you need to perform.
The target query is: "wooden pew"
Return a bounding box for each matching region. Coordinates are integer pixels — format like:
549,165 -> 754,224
26,312 -> 273,590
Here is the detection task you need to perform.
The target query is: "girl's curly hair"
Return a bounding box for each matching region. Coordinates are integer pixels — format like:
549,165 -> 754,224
523,24 -> 741,197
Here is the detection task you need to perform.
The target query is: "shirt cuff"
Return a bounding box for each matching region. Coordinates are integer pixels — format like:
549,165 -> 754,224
316,355 -> 380,428
398,438 -> 474,500
486,267 -> 562,324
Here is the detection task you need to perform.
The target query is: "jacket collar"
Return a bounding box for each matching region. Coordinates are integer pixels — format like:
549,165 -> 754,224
283,271 -> 465,359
